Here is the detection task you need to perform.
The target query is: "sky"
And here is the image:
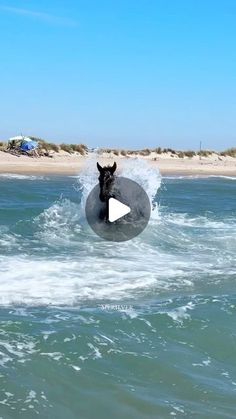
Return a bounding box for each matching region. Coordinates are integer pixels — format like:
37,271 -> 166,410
0,0 -> 236,150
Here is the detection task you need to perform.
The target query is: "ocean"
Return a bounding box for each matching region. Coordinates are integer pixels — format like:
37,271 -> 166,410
0,159 -> 236,418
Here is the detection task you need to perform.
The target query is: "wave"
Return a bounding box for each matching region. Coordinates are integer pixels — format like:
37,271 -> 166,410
34,198 -> 83,246
0,206 -> 235,306
0,156 -> 235,307
163,175 -> 204,180
163,175 -> 236,180
0,173 -> 47,180
163,213 -> 236,229
208,175 -> 236,180
0,227 -> 235,306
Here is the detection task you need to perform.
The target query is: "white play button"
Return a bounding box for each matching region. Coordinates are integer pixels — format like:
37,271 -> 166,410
108,197 -> 131,222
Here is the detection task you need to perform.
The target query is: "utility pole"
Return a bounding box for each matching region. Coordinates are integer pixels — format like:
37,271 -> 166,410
199,140 -> 202,160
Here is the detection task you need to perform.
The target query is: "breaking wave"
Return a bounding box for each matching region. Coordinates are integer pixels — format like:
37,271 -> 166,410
0,158 -> 235,306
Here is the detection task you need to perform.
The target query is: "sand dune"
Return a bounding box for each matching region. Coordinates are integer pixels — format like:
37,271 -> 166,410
0,150 -> 235,176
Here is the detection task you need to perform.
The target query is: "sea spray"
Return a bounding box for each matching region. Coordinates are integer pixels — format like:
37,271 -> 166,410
77,154 -> 162,218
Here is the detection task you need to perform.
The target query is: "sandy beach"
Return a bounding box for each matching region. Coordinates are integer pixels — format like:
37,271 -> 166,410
0,150 -> 235,176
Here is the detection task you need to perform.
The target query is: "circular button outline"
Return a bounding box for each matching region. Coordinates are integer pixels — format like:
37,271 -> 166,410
85,176 -> 151,242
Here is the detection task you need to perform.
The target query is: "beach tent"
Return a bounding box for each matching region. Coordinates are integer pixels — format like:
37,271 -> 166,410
8,136 -> 38,151
20,139 -> 38,151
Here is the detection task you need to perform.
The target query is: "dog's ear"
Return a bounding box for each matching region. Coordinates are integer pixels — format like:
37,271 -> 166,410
97,162 -> 103,173
110,162 -> 117,174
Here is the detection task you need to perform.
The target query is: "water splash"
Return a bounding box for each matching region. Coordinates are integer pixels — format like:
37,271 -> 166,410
76,155 -> 162,217
120,158 -> 161,203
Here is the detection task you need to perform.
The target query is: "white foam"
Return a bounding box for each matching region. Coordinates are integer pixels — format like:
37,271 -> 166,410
0,226 -> 235,306
0,334 -> 37,367
71,365 -> 81,371
0,207 -> 235,307
87,343 -> 102,359
163,175 -> 203,180
163,175 -> 236,180
34,198 -> 82,247
0,156 -> 235,307
0,173 -> 47,180
165,213 -> 236,229
0,197 -> 235,306
208,175 -> 236,180
40,352 -> 63,361
166,302 -> 195,323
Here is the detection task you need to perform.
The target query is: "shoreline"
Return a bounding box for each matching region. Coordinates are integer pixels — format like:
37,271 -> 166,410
0,169 -> 236,178
0,151 -> 235,177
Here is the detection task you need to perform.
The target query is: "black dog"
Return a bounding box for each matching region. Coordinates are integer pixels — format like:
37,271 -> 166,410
97,162 -> 117,221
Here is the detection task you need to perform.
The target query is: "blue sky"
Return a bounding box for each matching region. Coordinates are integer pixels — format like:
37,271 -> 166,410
0,0 -> 235,150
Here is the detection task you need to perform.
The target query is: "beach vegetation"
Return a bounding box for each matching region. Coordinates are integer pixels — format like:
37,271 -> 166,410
3,137 -> 236,160
38,140 -> 59,153
101,148 -> 112,154
220,147 -> 236,157
197,150 -> 213,157
184,150 -> 196,158
48,143 -> 59,152
70,144 -> 88,155
0,141 -> 7,150
163,148 -> 175,154
140,148 -> 151,156
60,143 -> 73,153
127,150 -> 138,155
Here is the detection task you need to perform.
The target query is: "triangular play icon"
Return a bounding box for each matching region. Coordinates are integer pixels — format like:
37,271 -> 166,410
108,198 -> 131,222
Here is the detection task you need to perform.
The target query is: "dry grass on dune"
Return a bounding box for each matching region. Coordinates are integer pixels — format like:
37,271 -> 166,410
220,147 -> 236,157
0,141 -> 8,151
101,147 -> 230,159
1,136 -> 235,159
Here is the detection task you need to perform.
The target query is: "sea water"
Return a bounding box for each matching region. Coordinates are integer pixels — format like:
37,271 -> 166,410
0,160 -> 236,418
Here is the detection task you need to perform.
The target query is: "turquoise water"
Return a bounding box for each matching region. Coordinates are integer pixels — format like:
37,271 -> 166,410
0,162 -> 236,418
